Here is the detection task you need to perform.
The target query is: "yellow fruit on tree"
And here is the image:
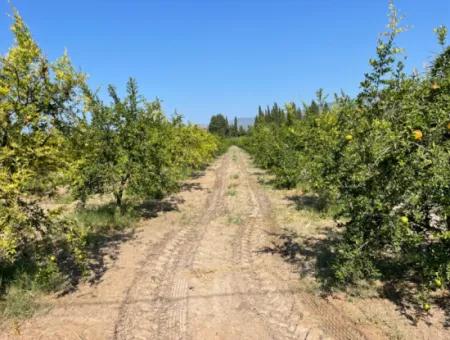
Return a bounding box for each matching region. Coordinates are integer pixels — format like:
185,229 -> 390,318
0,86 -> 9,96
345,134 -> 353,142
423,303 -> 431,312
431,82 -> 440,90
434,278 -> 442,288
413,129 -> 423,141
400,216 -> 409,225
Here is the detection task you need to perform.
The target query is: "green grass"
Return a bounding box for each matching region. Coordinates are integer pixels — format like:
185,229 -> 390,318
0,202 -> 140,321
52,192 -> 75,205
0,286 -> 40,319
73,203 -> 138,232
226,182 -> 239,197
227,215 -> 243,225
0,270 -> 56,320
71,203 -> 141,258
226,189 -> 237,196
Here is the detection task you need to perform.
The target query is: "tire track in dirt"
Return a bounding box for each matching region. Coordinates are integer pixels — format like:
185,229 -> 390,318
155,153 -> 230,340
230,149 -> 318,339
233,148 -> 370,340
113,153 -> 230,339
183,148 -> 276,340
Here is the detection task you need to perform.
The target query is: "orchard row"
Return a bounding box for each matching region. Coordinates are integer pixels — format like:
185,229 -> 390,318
243,8 -> 449,304
0,12 -> 219,293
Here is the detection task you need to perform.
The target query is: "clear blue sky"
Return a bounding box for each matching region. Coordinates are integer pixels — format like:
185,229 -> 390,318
0,1 -> 449,124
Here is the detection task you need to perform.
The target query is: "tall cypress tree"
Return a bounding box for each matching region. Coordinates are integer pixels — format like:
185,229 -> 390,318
232,117 -> 238,136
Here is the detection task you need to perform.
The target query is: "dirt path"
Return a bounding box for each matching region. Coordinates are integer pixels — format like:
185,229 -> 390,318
5,147 -> 391,339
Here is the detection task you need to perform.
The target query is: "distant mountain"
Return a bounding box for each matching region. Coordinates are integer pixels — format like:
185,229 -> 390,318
236,117 -> 254,129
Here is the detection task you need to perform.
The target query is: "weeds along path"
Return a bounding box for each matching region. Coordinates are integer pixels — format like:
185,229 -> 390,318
7,147 -> 382,339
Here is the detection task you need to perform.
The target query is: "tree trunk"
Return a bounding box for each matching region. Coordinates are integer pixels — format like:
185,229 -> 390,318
115,173 -> 130,214
114,189 -> 123,211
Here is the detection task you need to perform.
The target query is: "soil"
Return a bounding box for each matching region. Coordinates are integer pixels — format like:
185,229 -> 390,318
3,147 -> 449,339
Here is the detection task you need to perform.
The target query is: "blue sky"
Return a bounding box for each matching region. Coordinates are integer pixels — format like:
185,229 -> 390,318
0,1 -> 449,124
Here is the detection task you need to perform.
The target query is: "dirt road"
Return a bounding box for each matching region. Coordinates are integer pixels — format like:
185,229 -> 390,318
7,147 -> 383,339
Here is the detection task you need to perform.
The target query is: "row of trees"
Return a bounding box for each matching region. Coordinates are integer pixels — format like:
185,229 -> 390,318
208,114 -> 247,137
0,12 -> 219,291
243,5 -> 449,305
254,91 -> 329,128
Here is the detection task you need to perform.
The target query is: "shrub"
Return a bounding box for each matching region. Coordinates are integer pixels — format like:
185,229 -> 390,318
0,11 -> 87,290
